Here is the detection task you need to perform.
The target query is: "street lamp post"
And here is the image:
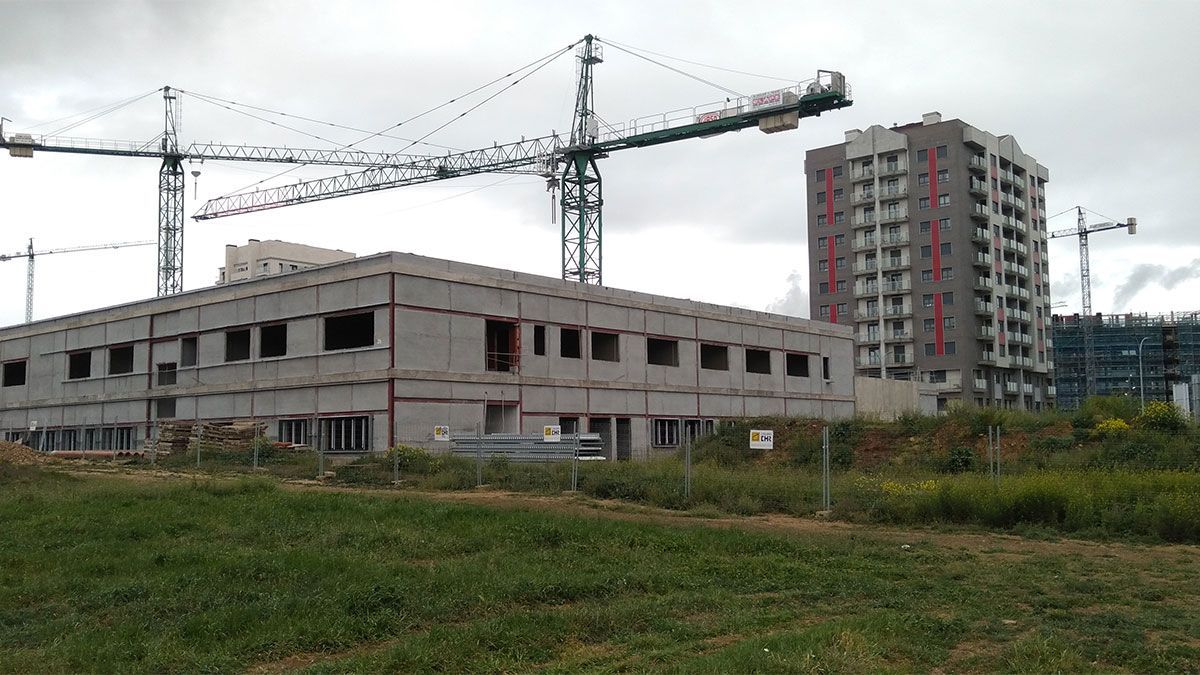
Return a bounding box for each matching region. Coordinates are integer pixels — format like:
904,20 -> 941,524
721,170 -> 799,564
1138,336 -> 1151,412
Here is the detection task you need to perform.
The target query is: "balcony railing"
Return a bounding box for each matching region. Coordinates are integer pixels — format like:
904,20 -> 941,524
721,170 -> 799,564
1014,174 -> 1027,190
852,190 -> 875,205
974,276 -> 994,291
980,351 -> 997,364
855,283 -> 880,297
851,166 -> 874,180
881,256 -> 910,270
852,237 -> 877,251
975,299 -> 994,314
880,232 -> 909,246
973,378 -> 987,390
1047,385 -> 1057,397
855,308 -> 880,320
852,214 -> 877,227
882,280 -> 909,293
853,260 -> 878,274
971,203 -> 989,220
879,210 -> 909,225
978,325 -> 995,339
1004,381 -> 1019,393
856,353 -> 912,368
879,185 -> 907,199
972,227 -> 991,243
969,179 -> 988,197
969,155 -> 987,171
973,252 -> 993,267
883,304 -> 912,317
877,163 -> 907,177
1023,382 -> 1034,394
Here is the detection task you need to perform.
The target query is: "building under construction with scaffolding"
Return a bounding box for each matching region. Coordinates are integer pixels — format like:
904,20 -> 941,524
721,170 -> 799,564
1050,312 -> 1200,409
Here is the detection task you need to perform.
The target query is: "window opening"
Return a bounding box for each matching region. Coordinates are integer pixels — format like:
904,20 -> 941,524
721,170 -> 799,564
647,337 -> 679,367
324,312 -> 374,351
68,351 -> 91,379
591,331 -> 620,362
533,325 -> 546,356
485,320 -> 519,372
560,328 -> 581,358
260,323 -> 288,358
180,336 -> 197,367
700,343 -> 729,370
109,345 -> 134,375
1,361 -> 26,387
786,353 -> 810,377
225,329 -> 251,362
156,362 -> 177,386
745,348 -> 772,374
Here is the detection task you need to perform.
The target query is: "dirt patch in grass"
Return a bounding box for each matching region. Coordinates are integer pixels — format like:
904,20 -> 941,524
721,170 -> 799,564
0,441 -> 54,465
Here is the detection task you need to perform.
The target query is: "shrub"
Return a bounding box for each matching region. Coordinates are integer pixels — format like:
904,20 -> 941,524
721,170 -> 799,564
386,445 -> 445,475
1134,401 -> 1188,432
1094,418 -> 1131,439
1074,395 -> 1139,428
944,446 -> 975,473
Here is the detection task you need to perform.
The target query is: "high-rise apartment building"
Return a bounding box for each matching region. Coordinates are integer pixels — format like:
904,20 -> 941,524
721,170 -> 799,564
805,112 -> 1055,410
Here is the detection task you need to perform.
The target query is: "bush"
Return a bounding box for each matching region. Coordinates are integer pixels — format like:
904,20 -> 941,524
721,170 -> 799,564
387,445 -> 444,475
1094,418 -> 1131,439
1074,395 -> 1140,428
1134,401 -> 1188,432
944,446 -> 975,473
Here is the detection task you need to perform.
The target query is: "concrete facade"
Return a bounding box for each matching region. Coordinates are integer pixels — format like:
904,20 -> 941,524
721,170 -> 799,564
0,252 -> 855,459
217,239 -> 355,285
806,112 -> 1055,411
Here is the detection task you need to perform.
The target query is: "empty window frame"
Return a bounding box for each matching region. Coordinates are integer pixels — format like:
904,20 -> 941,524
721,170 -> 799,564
260,323 -> 288,358
109,345 -> 134,375
68,351 -> 92,379
324,311 -> 375,351
320,415 -> 370,452
225,329 -> 251,362
822,356 -> 832,380
652,418 -> 680,447
591,331 -> 620,362
278,419 -> 310,446
700,343 -> 729,371
559,416 -> 580,435
1,360 -> 26,387
560,327 -> 581,359
155,398 -> 176,419
646,337 -> 679,367
745,348 -> 772,374
786,353 -> 810,377
180,336 -> 198,367
156,362 -> 177,386
485,320 -> 519,372
533,324 -> 546,356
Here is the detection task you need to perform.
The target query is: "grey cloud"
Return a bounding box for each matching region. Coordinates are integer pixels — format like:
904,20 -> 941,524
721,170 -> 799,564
1112,260 -> 1200,310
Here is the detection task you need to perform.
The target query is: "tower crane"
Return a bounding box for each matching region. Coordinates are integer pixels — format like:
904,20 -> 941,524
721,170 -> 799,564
1047,206 -> 1138,396
0,239 -> 155,323
193,35 -> 853,285
0,88 -> 442,297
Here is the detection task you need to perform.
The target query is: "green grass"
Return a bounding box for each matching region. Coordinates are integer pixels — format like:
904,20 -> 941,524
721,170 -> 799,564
3,463 -> 1200,672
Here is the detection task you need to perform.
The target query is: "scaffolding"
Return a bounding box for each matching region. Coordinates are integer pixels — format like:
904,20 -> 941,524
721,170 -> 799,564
1051,311 -> 1200,409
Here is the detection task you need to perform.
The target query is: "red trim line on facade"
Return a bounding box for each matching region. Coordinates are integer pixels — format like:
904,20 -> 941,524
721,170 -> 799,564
928,148 -> 944,355
826,170 -> 837,323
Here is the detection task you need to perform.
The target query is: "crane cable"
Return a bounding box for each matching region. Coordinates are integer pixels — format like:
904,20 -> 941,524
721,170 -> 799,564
599,38 -> 796,84
10,87 -> 160,136
209,39 -> 581,201
596,38 -> 746,99
43,89 -> 161,137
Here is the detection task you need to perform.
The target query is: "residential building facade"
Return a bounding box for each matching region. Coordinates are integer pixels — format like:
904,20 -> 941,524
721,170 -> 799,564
0,252 -> 855,458
806,112 -> 1055,410
216,239 -> 355,284
1051,312 -> 1200,410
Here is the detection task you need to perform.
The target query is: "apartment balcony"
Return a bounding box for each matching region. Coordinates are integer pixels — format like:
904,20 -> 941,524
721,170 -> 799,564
1000,169 -> 1015,184
1004,381 -> 1019,394
857,333 -> 881,344
972,251 -> 993,268
877,162 -> 907,177
886,330 -> 913,343
1001,238 -> 1028,256
852,214 -> 877,227
1008,309 -> 1031,323
974,276 -> 994,291
972,227 -> 991,244
969,179 -> 988,198
851,190 -> 876,206
1047,359 -> 1056,370
1013,219 -> 1028,234
880,232 -> 909,247
881,256 -> 910,271
970,203 -> 990,221
879,185 -> 907,199
878,210 -> 909,225
881,279 -> 910,293
1002,261 -> 1029,277
855,308 -> 880,320
973,378 -> 988,391
974,299 -> 994,315
969,155 -> 987,172
977,325 -> 996,340
852,237 -> 877,252
1001,214 -> 1016,228
1022,382 -> 1034,394
883,304 -> 913,318
1043,294 -> 1052,306
1037,187 -> 1046,199
852,260 -> 878,275
1045,337 -> 1054,348
856,352 -> 912,368
1047,385 -> 1057,397
980,351 -> 997,365
1007,331 -> 1033,345
851,166 -> 874,181
1013,174 -> 1027,190
1018,356 -> 1034,368
855,283 -> 880,298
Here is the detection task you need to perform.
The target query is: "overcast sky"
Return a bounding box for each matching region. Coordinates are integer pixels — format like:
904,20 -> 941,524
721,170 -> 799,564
2,0 -> 1198,327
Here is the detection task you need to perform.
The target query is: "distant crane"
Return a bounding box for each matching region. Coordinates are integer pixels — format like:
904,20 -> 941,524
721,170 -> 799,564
1047,206 -> 1138,396
193,35 -> 853,285
0,239 -> 154,323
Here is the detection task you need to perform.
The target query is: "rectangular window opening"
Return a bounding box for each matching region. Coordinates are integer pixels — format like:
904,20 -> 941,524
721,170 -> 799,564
180,336 -> 197,367
109,345 -> 134,375
260,323 -> 288,358
155,398 -> 176,419
1,360 -> 26,387
68,351 -> 91,380
156,362 -> 177,386
278,419 -> 311,446
652,419 -> 680,447
533,325 -> 546,356
591,331 -> 620,362
786,353 -> 810,378
319,415 -> 370,452
560,328 -> 581,359
822,356 -> 832,380
225,329 -> 251,362
700,343 -> 729,371
324,312 -> 375,351
745,348 -> 772,374
485,319 -> 519,372
647,337 -> 680,367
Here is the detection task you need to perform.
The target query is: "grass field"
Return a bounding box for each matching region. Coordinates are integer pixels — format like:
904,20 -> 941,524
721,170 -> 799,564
2,463 -> 1199,672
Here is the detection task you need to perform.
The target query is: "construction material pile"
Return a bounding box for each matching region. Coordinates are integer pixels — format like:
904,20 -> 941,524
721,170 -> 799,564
153,421 -> 267,455
0,440 -> 52,465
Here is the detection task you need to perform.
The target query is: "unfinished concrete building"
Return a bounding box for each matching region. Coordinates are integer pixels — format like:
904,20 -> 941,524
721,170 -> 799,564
0,253 -> 855,458
216,239 -> 355,285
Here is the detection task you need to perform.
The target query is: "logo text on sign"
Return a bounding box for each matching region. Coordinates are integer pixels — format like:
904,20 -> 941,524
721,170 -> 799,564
749,429 -> 774,450
433,425 -> 450,442
543,425 -> 562,443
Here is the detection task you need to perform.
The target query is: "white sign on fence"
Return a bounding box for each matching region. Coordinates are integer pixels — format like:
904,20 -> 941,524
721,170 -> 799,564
433,425 -> 450,442
543,425 -> 562,443
749,429 -> 774,450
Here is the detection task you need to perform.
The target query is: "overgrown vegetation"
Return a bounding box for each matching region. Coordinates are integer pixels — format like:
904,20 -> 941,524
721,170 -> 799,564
3,464 -> 1199,672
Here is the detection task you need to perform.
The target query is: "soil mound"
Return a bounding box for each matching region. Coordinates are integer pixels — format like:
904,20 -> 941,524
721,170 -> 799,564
0,441 -> 52,465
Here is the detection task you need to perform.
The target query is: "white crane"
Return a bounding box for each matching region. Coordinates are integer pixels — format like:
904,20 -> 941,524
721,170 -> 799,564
0,239 -> 155,323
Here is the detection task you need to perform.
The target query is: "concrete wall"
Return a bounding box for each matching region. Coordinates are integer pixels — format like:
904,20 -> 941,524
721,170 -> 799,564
854,376 -> 938,419
1,252 -> 857,458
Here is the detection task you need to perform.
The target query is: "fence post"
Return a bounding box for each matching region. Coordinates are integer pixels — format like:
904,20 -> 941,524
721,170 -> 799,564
393,446 -> 400,485
475,422 -> 483,488
987,426 -> 994,481
318,444 -> 325,479
821,426 -> 831,511
995,425 -> 1001,484
196,424 -> 203,469
253,438 -> 260,470
572,436 -> 580,492
150,422 -> 157,467
683,433 -> 692,500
